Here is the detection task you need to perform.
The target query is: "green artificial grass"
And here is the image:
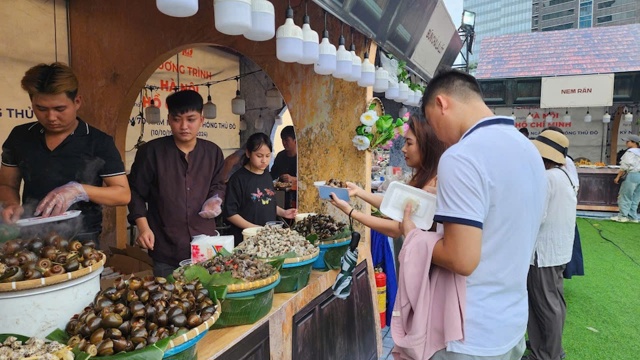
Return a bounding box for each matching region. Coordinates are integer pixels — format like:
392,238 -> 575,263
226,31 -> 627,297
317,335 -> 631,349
561,218 -> 640,359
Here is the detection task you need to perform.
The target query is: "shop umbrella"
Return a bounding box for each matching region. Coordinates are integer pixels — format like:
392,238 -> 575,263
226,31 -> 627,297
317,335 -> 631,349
331,224 -> 362,299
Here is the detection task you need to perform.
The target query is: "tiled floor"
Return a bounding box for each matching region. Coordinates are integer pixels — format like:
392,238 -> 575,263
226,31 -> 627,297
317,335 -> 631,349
380,326 -> 394,360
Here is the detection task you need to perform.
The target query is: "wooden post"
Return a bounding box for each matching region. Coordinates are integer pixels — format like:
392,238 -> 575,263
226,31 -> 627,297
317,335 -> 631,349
608,106 -> 625,165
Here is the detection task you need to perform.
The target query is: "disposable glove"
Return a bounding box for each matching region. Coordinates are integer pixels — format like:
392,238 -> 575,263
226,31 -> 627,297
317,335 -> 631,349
199,194 -> 222,218
35,181 -> 89,217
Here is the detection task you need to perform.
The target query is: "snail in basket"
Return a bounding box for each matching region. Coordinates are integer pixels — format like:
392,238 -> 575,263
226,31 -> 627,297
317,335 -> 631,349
0,336 -> 74,360
326,179 -> 348,188
235,226 -> 317,259
292,214 -> 348,241
177,253 -> 276,282
64,275 -> 216,356
0,233 -> 102,283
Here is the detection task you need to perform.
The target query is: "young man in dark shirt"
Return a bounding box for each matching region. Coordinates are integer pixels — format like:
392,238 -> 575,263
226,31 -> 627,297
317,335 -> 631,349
0,62 -> 130,245
127,90 -> 226,276
270,125 -> 297,209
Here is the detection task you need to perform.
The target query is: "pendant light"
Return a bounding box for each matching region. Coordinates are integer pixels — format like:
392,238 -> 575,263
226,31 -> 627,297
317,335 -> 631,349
255,112 -> 264,130
156,0 -> 198,17
623,107 -> 633,123
345,31 -> 361,82
298,3 -> 319,65
545,111 -> 553,123
399,105 -> 408,119
314,12 -> 336,75
276,4 -> 303,63
203,84 -> 217,119
144,88 -> 161,124
510,109 -> 517,120
414,89 -> 423,107
385,80 -> 399,100
602,110 -> 611,123
405,89 -> 416,106
526,112 -> 533,123
373,67 -> 389,92
358,47 -> 375,87
562,110 -> 571,123
266,85 -> 283,110
231,79 -> 246,115
244,0 -> 275,41
239,117 -> 247,131
396,82 -> 409,103
214,0 -> 252,36
584,109 -> 592,122
333,25 -> 352,79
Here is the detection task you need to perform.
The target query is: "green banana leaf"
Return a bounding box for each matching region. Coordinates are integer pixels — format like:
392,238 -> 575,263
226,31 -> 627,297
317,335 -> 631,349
306,234 -> 318,245
0,224 -> 19,243
212,288 -> 274,328
0,333 -> 29,342
323,245 -> 349,270
275,263 -> 313,293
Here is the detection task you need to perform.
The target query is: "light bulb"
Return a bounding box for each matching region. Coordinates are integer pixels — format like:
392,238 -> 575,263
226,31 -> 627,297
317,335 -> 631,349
395,82 -> 409,103
563,111 -> 571,123
358,54 -> 375,87
584,111 -> 592,122
345,44 -> 361,82
624,111 -> 633,123
299,15 -> 319,64
333,35 -> 352,79
203,95 -> 217,119
145,100 -> 162,124
545,112 -> 553,123
373,67 -> 389,92
243,0 -> 275,41
239,118 -> 247,131
602,111 -> 611,123
231,90 -> 245,115
156,0 -> 198,17
276,6 -> 303,63
526,113 -> 533,123
314,30 -> 336,75
255,115 -> 264,130
214,0 -> 252,35
385,80 -> 399,100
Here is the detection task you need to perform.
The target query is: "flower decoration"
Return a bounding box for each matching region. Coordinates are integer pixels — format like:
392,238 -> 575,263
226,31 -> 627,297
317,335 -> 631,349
353,101 -> 408,151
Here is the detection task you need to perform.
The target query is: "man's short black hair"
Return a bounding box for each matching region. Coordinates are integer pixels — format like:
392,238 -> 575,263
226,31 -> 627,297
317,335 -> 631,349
166,90 -> 203,116
280,125 -> 295,140
519,127 -> 530,137
422,69 -> 483,111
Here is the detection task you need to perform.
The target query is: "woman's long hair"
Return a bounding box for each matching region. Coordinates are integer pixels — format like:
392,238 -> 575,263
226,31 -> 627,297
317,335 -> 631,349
407,114 -> 446,189
243,132 -> 272,165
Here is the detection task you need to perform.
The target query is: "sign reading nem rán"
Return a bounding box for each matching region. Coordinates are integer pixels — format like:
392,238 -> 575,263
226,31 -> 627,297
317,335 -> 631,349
541,73 -> 614,108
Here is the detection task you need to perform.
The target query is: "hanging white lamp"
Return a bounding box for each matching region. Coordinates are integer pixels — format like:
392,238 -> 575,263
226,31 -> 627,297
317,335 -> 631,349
396,82 -> 409,103
276,5 -> 303,63
602,111 -> 611,123
345,41 -> 361,82
404,90 -> 416,106
145,99 -> 162,124
314,12 -> 336,75
624,109 -> 633,123
562,110 -> 571,123
373,67 -> 389,92
385,80 -> 399,100
266,86 -> 283,110
333,30 -> 352,79
299,11 -> 319,64
414,89 -> 423,107
156,0 -> 198,17
239,117 -> 247,131
214,0 -> 252,35
545,111 -> 553,123
511,110 -> 517,120
584,109 -> 592,123
358,51 -> 375,87
255,113 -> 264,130
231,80 -> 245,115
203,84 -> 217,119
244,0 -> 275,41
526,112 -> 534,123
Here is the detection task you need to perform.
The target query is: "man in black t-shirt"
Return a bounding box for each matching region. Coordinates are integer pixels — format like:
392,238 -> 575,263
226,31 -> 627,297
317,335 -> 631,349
0,63 -> 130,244
270,126 -> 297,209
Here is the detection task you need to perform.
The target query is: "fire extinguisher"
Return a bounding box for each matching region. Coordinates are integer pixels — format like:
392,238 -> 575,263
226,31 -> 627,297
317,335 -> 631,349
375,267 -> 387,328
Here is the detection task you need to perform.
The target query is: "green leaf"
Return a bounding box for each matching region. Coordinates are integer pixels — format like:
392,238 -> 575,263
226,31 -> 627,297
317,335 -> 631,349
46,328 -> 69,344
376,115 -> 393,131
0,334 -> 30,342
266,257 -> 285,271
395,118 -> 405,126
72,348 -> 91,360
355,125 -> 367,136
217,247 -> 233,257
368,102 -> 377,111
306,233 -> 318,245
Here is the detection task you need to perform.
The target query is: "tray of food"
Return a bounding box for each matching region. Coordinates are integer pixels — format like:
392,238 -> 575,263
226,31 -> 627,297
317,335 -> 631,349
379,181 -> 436,230
236,225 -> 319,264
315,179 -> 350,201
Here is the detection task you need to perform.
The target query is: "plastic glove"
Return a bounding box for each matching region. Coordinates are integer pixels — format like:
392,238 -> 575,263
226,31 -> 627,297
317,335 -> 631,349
199,195 -> 223,219
35,181 -> 89,217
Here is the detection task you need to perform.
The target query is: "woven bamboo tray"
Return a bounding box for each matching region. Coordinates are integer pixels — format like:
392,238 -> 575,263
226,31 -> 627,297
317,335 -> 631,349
317,235 -> 351,245
0,252 -> 106,292
166,299 -> 221,349
226,272 -> 280,293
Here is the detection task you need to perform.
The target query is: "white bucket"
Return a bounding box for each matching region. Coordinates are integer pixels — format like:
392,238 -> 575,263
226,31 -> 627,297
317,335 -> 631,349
241,226 -> 264,242
0,266 -> 102,337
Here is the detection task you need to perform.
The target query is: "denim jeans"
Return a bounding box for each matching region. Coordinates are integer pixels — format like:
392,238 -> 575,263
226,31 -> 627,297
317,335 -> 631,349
618,172 -> 640,220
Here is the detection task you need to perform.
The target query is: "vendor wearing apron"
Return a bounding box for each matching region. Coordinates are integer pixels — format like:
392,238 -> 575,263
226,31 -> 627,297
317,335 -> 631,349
0,62 -> 130,245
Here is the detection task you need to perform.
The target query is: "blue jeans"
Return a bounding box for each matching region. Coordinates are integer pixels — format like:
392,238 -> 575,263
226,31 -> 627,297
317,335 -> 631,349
618,172 -> 640,220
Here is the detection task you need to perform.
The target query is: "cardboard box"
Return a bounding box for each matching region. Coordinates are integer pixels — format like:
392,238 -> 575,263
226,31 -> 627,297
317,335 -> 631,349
100,245 -> 154,289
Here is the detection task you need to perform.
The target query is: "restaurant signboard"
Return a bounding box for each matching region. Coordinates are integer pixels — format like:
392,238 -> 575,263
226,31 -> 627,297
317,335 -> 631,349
540,74 -> 614,109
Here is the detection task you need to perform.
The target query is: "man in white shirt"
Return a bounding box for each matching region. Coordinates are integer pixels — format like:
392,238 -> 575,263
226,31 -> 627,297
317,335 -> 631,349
419,70 -> 547,360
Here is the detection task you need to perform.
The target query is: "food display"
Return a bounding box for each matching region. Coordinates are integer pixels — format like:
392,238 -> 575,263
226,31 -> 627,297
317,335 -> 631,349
274,180 -> 292,190
325,179 -> 347,188
0,234 -> 103,283
575,159 -> 606,167
292,214 -> 349,241
65,275 -> 217,356
0,336 -> 73,360
235,226 -> 317,259
178,253 -> 277,282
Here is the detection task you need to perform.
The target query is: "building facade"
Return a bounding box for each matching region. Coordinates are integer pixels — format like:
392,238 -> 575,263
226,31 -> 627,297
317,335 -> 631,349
532,0 -> 640,32
462,0 -> 532,65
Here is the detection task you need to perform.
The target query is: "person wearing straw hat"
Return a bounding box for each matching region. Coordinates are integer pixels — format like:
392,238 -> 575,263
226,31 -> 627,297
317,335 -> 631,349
527,130 -> 577,360
611,134 -> 640,223
418,69 -> 547,360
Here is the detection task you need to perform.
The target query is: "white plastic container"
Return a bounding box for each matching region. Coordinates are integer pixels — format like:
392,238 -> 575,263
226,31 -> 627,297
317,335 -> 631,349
379,181 -> 437,230
242,226 -> 264,242
191,231 -> 234,263
0,266 -> 102,338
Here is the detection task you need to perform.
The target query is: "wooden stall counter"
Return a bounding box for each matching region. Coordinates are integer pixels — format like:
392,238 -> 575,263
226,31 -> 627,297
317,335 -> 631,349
197,261 -> 377,360
576,167 -> 621,212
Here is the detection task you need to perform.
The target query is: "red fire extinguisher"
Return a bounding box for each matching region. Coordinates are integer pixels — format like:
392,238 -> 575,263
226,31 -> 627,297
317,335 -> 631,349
375,267 -> 387,328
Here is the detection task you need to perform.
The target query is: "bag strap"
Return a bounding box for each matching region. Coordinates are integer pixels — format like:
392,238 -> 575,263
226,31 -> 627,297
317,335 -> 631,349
555,166 -> 577,195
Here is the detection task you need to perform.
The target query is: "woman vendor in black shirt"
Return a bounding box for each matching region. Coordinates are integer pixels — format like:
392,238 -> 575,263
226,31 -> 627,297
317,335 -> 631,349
224,133 -> 297,245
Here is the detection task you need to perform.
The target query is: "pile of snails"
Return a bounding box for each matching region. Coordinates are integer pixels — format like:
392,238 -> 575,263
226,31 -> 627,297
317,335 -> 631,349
177,253 -> 276,282
326,179 -> 348,188
236,226 -> 317,259
0,336 -> 73,360
0,234 -> 103,283
292,214 -> 348,240
65,275 -> 216,356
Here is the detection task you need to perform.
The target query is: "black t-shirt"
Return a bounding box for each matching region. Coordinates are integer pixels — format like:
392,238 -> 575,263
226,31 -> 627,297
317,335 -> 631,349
1,119 -> 125,234
224,167 -> 277,245
270,151 -> 297,180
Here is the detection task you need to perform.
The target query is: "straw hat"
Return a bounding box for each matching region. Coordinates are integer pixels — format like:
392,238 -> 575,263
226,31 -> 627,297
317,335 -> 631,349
532,130 -> 569,165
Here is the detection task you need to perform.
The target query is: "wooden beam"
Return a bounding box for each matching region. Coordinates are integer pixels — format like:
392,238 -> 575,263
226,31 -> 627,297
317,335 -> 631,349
608,105 -> 625,165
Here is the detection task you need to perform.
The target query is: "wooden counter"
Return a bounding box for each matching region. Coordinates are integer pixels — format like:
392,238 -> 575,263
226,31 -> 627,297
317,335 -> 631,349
576,167 -> 621,211
197,261 -> 377,360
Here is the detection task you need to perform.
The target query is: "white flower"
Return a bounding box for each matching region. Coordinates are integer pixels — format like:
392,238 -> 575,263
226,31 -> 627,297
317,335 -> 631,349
352,135 -> 371,151
364,126 -> 373,134
360,110 -> 378,126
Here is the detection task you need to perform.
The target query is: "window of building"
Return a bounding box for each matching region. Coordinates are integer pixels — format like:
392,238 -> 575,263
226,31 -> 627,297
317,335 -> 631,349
548,0 -> 574,6
597,11 -> 636,24
541,22 -> 575,31
542,8 -> 575,21
597,0 -> 636,9
579,0 -> 592,28
515,80 -> 542,100
480,81 -> 506,102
